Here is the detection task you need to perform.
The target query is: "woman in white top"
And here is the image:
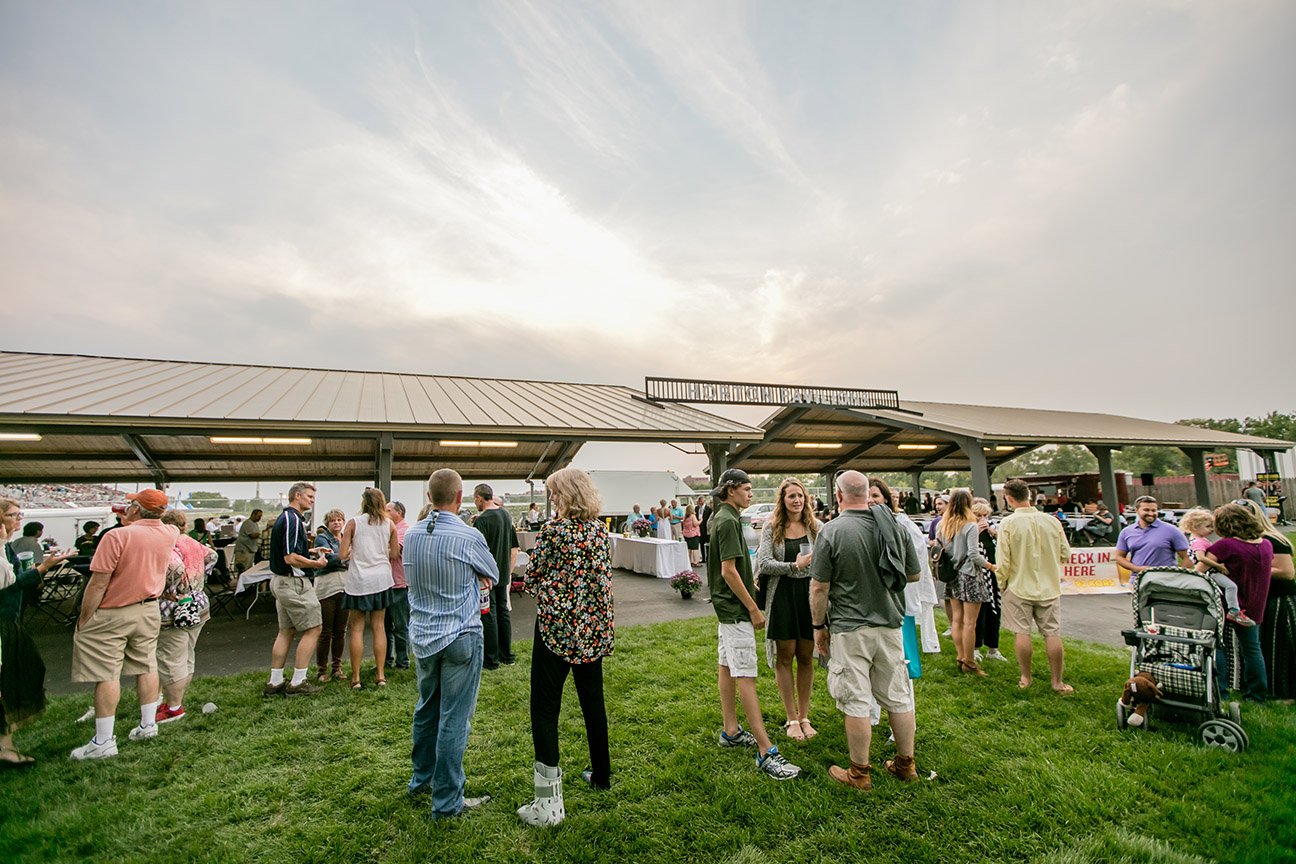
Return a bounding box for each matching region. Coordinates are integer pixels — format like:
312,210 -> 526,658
339,488 -> 398,689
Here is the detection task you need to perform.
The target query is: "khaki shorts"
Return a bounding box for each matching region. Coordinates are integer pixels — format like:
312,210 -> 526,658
156,620 -> 207,684
71,601 -> 161,683
826,626 -> 913,717
717,622 -> 758,678
272,574 -> 322,631
1002,590 -> 1062,637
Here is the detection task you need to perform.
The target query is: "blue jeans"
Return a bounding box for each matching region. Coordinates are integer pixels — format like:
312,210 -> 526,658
410,631 -> 484,817
1233,624 -> 1269,702
385,588 -> 410,667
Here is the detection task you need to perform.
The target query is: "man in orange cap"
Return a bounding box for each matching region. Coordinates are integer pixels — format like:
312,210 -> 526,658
70,488 -> 181,760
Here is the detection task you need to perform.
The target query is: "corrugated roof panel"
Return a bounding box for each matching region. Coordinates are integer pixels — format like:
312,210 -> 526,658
474,379 -> 549,427
294,370 -> 347,421
325,372 -> 364,423
222,368 -> 308,419
156,364 -> 269,418
269,369 -> 330,420
356,373 -> 387,424
399,375 -> 442,425
381,374 -> 416,425
435,378 -> 495,426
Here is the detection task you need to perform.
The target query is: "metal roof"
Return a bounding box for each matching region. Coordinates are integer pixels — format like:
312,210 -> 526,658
0,352 -> 763,483
729,401 -> 1293,476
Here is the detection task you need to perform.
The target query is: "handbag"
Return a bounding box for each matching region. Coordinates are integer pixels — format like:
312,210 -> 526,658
932,540 -> 958,584
172,596 -> 202,629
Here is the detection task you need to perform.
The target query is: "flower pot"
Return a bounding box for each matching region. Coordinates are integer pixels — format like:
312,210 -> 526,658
680,590 -> 693,600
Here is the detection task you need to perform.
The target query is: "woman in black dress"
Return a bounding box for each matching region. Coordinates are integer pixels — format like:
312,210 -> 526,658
1,497 -> 71,766
755,478 -> 820,741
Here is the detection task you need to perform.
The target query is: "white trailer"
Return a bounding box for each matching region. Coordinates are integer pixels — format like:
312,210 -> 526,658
585,470 -> 701,522
15,507 -> 115,550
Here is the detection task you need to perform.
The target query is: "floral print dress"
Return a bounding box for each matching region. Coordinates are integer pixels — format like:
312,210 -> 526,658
524,518 -> 614,664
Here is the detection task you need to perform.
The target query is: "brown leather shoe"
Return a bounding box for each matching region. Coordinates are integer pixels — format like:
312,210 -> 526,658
885,755 -> 919,782
828,761 -> 872,790
284,680 -> 321,696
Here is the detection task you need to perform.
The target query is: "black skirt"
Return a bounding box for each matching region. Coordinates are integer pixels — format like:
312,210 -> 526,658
341,588 -> 394,611
685,536 -> 700,550
0,618 -> 46,733
767,577 -> 814,642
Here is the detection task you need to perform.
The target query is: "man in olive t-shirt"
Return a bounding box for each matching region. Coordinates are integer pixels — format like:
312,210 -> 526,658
706,469 -> 800,781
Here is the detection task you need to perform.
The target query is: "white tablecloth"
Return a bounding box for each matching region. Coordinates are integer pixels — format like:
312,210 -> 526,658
609,535 -> 691,579
235,563 -> 273,593
517,530 -> 539,552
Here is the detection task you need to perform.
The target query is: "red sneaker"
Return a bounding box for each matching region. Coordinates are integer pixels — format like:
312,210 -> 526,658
156,704 -> 186,724
1226,610 -> 1257,628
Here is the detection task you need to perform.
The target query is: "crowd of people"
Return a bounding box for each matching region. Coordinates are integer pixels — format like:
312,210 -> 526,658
0,483 -> 120,509
1,468 -> 1292,818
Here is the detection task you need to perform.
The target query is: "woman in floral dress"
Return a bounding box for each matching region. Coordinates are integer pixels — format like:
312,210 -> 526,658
517,467 -> 614,827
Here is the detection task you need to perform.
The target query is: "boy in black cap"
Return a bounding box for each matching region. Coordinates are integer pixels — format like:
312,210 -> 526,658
707,468 -> 801,780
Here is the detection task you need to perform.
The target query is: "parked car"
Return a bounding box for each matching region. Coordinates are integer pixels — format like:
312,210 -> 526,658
743,503 -> 776,532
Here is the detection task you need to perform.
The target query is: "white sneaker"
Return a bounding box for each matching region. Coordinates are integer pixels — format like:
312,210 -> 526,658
75,706 -> 95,723
973,649 -> 984,663
70,737 -> 118,760
987,650 -> 1010,662
941,628 -> 952,637
128,723 -> 158,742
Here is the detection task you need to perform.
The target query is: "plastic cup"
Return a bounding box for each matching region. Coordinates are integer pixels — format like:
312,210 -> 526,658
16,551 -> 34,569
799,543 -> 811,557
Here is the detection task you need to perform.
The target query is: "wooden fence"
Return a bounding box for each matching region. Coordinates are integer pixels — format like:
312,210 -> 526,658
1129,475 -> 1293,521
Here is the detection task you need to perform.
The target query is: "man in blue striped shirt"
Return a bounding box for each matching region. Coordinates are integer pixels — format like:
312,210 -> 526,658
404,468 -> 499,819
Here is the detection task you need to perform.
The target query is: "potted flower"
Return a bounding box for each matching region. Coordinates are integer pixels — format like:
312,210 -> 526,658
671,569 -> 702,599
631,518 -> 652,538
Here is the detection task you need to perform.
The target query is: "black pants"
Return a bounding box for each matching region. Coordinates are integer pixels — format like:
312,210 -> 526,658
482,582 -> 513,667
975,576 -> 1002,650
530,623 -> 610,787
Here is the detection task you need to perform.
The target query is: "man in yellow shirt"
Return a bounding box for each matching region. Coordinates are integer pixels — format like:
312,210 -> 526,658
995,479 -> 1073,694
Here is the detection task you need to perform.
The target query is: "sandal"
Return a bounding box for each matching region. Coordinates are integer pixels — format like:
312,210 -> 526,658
376,678 -> 387,687
0,746 -> 35,767
351,680 -> 363,691
799,718 -> 818,740
958,660 -> 988,678
783,719 -> 806,741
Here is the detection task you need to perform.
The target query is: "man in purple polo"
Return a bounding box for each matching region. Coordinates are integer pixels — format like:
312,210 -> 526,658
1114,495 -> 1190,583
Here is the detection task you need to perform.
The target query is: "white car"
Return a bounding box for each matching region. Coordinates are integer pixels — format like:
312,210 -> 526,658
742,503 -> 777,532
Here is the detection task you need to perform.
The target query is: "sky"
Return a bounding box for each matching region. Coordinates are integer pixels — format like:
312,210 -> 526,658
2,1 -> 1294,500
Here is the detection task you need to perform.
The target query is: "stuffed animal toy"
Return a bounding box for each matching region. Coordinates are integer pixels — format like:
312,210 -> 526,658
1120,671 -> 1162,728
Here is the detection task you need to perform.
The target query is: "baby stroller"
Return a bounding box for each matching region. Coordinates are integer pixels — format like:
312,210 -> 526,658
1119,566 -> 1247,752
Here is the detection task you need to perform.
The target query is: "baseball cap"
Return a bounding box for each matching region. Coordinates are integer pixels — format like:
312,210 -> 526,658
711,468 -> 752,497
126,489 -> 169,510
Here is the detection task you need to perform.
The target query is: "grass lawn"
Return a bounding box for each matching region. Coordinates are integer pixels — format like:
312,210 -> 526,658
1,616 -> 1293,864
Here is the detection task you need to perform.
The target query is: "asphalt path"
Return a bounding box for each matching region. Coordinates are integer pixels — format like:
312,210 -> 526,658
30,571 -> 1132,697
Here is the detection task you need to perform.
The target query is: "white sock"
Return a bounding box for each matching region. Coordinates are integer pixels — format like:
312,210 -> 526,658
290,667 -> 308,686
140,701 -> 159,728
269,668 -> 285,686
95,716 -> 115,743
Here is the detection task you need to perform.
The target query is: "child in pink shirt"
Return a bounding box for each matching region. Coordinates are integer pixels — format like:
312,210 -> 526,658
1180,508 -> 1254,627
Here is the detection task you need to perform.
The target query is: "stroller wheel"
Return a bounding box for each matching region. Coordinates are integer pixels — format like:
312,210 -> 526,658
1199,719 -> 1247,753
1228,701 -> 1242,725
1115,699 -> 1129,730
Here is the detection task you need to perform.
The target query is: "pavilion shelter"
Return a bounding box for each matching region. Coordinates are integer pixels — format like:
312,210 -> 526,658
0,353 -> 763,503
725,400 -> 1293,510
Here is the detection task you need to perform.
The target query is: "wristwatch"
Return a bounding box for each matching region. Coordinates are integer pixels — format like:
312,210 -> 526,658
812,622 -> 828,630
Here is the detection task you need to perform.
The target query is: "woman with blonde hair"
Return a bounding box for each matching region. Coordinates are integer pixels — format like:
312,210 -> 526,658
936,489 -> 996,676
339,488 -> 398,689
154,510 -> 218,723
519,467 -> 614,826
755,478 -> 820,741
1233,498 -> 1295,698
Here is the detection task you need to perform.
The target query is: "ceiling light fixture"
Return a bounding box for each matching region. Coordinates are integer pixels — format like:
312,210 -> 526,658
0,433 -> 42,442
439,440 -> 519,448
793,442 -> 843,449
897,444 -> 938,451
210,436 -> 312,445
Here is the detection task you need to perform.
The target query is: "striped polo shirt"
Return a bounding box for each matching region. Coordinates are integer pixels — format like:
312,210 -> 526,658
404,509 -> 499,658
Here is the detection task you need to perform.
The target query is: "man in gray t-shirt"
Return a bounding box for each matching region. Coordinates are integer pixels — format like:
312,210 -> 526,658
810,471 -> 923,790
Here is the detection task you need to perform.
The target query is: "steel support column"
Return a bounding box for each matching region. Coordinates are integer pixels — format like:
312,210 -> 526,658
376,432 -> 394,500
1180,447 -> 1211,508
1087,445 -> 1119,511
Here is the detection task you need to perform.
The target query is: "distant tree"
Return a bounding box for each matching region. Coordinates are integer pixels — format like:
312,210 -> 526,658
187,490 -> 227,501
993,445 -> 1096,481
1113,446 -> 1189,478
